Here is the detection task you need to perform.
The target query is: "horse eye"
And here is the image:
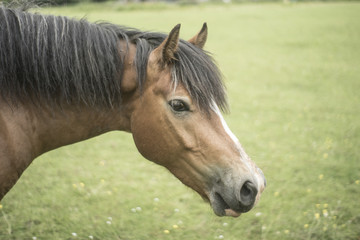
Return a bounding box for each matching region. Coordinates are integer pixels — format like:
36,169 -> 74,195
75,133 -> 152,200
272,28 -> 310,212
169,99 -> 189,112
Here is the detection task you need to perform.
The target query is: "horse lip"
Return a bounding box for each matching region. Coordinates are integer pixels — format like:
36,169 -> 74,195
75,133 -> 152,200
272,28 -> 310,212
210,192 -> 242,218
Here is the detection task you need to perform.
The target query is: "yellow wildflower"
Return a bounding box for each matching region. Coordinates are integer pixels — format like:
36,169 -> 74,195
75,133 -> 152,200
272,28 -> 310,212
323,203 -> 328,208
316,204 -> 321,208
322,209 -> 328,217
284,229 -> 289,234
323,153 -> 328,159
306,188 -> 312,193
304,224 -> 309,229
163,230 -> 170,234
101,179 -> 105,184
172,224 -> 179,229
72,184 -> 77,188
79,182 -> 85,188
318,174 -> 324,180
0,204 -> 2,210
315,213 -> 320,219
355,180 -> 360,185
274,191 -> 279,197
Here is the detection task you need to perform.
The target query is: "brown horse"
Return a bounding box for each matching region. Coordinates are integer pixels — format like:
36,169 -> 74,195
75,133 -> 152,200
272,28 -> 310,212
0,6 -> 265,217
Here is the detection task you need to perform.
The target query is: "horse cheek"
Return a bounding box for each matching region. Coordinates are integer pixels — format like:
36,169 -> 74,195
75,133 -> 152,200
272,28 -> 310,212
130,110 -> 168,166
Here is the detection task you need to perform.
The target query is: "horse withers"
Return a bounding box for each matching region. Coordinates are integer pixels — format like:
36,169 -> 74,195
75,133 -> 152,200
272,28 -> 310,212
0,6 -> 266,217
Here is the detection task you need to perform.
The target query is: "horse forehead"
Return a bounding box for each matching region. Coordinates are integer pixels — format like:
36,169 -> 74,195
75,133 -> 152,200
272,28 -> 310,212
152,75 -> 189,97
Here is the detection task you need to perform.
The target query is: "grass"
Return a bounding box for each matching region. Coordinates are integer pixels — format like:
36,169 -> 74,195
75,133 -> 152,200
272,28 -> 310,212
1,1 -> 360,239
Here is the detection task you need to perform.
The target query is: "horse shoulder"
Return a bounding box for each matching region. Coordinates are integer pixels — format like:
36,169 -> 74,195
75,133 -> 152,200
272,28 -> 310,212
0,104 -> 35,200
0,109 -> 19,200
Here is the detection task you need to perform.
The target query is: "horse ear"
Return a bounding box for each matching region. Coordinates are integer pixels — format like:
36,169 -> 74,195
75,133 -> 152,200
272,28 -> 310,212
154,24 -> 181,64
188,23 -> 208,49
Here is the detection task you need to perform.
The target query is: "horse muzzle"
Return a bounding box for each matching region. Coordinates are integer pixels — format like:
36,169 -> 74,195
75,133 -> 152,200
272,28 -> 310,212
209,172 -> 266,217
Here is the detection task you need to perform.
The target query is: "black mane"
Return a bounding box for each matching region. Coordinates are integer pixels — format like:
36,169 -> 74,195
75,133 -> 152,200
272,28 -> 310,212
0,5 -> 228,112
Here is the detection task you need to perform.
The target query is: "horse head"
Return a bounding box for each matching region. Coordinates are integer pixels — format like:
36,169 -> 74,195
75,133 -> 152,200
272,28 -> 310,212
128,24 -> 266,217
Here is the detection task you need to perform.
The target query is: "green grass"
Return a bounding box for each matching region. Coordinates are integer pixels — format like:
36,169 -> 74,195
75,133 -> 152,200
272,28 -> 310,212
1,2 -> 360,239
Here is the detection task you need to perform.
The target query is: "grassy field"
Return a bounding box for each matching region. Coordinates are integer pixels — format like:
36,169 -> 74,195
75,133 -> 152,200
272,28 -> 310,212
1,1 -> 360,240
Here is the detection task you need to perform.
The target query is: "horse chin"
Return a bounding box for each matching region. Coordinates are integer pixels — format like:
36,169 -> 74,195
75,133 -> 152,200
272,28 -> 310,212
209,192 -> 242,218
225,209 -> 242,218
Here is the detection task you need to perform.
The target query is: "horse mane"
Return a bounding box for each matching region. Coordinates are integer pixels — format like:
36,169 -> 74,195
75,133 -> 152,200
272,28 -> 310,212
0,5 -> 228,112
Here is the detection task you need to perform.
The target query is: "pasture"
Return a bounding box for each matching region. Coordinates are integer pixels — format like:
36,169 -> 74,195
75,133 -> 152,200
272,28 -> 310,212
1,1 -> 359,239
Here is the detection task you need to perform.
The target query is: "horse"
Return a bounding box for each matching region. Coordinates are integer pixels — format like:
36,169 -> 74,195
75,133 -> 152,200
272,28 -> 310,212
0,5 -> 266,217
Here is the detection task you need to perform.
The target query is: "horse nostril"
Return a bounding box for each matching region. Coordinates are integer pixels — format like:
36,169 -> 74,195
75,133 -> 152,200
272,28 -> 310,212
239,181 -> 258,207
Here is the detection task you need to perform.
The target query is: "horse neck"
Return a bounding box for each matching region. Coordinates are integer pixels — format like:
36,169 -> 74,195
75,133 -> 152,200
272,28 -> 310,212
0,62 -> 140,199
0,39 -> 139,169
0,100 -> 132,200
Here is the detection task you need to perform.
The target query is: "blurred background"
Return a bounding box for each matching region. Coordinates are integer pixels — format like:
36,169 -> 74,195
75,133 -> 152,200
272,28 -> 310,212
0,0 -> 359,239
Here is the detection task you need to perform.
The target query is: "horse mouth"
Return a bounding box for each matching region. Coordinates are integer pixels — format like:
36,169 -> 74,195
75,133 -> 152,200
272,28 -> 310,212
210,192 -> 242,218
